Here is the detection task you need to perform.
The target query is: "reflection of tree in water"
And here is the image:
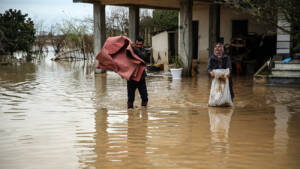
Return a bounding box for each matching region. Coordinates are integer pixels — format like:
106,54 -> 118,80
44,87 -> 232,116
0,63 -> 37,83
208,107 -> 233,168
0,63 -> 38,109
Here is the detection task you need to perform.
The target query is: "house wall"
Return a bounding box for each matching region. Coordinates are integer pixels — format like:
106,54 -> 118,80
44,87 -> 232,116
152,5 -> 272,67
220,6 -> 272,45
152,31 -> 169,66
192,5 -> 272,63
192,4 -> 209,63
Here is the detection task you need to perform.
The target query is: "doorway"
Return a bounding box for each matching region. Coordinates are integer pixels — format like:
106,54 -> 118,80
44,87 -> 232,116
192,21 -> 199,59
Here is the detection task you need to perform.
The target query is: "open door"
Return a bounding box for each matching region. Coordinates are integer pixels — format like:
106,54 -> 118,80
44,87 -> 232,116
232,20 -> 248,37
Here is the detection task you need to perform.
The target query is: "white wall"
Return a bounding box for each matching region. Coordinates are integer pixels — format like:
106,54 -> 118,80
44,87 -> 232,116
152,31 -> 169,66
220,6 -> 272,45
193,4 -> 209,63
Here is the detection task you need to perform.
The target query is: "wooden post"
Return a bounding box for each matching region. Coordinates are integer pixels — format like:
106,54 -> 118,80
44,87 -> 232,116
179,0 -> 193,76
209,4 -> 220,57
129,5 -> 139,42
93,2 -> 106,74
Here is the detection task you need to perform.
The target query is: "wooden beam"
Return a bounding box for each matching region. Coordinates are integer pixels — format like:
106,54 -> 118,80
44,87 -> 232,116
74,0 -> 213,9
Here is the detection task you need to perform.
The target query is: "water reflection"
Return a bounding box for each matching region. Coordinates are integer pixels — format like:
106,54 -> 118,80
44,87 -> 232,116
1,61 -> 300,169
274,105 -> 290,155
208,107 -> 233,150
91,108 -> 150,168
208,107 -> 233,169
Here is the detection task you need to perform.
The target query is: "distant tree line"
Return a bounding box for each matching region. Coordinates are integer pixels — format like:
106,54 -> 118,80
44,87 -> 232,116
0,9 -> 35,62
0,7 -> 178,63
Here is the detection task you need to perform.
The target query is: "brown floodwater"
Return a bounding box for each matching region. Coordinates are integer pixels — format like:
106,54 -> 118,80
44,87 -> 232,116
0,59 -> 300,169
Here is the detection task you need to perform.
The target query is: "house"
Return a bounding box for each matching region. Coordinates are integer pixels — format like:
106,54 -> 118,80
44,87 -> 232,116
73,0 -> 291,77
151,30 -> 178,71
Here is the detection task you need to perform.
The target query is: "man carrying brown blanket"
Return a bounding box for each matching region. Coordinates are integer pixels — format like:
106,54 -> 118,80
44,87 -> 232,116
96,36 -> 148,109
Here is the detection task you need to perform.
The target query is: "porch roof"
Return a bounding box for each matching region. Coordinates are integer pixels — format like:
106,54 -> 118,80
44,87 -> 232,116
73,0 -> 213,9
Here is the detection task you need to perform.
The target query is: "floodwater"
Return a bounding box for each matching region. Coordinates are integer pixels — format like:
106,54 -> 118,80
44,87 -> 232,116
0,58 -> 300,169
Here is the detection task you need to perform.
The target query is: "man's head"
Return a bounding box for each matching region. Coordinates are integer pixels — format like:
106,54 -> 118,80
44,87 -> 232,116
135,37 -> 144,48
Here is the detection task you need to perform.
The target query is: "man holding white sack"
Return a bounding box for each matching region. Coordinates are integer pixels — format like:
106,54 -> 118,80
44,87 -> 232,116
207,43 -> 235,102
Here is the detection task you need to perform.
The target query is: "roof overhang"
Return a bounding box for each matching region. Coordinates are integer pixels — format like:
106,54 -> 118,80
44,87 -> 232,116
73,0 -> 214,10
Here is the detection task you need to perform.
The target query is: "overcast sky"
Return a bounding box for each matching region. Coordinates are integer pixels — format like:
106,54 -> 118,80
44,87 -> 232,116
0,0 -> 93,29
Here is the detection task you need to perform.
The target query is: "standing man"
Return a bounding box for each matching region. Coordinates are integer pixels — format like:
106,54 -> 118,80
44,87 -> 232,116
127,37 -> 148,109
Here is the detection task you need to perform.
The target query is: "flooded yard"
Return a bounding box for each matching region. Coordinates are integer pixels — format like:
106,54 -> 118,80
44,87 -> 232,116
0,58 -> 300,169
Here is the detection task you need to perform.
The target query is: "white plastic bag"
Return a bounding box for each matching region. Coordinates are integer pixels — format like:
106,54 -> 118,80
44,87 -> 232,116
208,68 -> 233,107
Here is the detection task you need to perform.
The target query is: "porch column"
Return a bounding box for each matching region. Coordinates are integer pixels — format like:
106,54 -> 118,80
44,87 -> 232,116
209,4 -> 220,57
179,0 -> 193,76
276,12 -> 291,58
94,2 -> 106,74
129,5 -> 139,42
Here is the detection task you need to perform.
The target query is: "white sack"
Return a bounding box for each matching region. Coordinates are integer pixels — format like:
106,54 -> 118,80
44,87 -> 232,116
208,68 -> 233,107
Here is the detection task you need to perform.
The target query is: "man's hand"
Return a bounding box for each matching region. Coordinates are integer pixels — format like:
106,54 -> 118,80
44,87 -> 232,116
227,73 -> 230,78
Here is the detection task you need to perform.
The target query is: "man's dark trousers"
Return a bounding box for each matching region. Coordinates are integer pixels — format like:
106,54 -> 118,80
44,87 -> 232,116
127,78 -> 148,104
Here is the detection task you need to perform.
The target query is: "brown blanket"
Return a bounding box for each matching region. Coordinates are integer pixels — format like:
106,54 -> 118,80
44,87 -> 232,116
96,36 -> 146,82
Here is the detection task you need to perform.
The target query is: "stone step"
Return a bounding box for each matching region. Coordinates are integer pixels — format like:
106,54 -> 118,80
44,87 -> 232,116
274,60 -> 300,64
274,60 -> 300,69
272,67 -> 300,71
269,74 -> 300,78
271,69 -> 300,77
268,75 -> 300,84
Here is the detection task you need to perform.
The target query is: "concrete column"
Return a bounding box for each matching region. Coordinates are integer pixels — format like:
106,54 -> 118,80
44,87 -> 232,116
179,0 -> 193,76
276,12 -> 291,58
129,6 -> 139,42
209,4 -> 220,57
93,3 -> 106,73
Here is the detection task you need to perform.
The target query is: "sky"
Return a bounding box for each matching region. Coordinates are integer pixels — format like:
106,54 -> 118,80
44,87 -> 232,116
0,0 -> 93,29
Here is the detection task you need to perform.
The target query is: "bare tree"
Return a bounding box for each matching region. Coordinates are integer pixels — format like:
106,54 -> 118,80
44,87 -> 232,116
49,23 -> 66,55
34,19 -> 48,54
106,6 -> 129,37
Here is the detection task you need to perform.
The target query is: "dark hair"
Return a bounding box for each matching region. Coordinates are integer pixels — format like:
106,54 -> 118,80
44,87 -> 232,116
136,37 -> 144,42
